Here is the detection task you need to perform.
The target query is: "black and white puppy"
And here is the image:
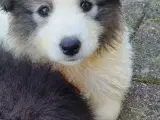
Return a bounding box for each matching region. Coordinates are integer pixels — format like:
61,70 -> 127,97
0,0 -> 133,119
0,47 -> 94,120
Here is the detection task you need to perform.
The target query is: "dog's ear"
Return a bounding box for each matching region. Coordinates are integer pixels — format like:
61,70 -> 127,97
0,0 -> 15,12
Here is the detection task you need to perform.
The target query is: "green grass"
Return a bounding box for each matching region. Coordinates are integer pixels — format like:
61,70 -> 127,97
133,76 -> 160,85
150,18 -> 160,22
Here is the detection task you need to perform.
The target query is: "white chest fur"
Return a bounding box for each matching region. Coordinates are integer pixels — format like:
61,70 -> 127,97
61,31 -> 133,120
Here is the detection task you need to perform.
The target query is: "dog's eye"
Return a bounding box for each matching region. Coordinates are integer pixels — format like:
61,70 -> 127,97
37,5 -> 50,17
80,1 -> 93,12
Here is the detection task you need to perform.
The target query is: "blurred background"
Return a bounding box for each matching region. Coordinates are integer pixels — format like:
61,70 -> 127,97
118,0 -> 160,119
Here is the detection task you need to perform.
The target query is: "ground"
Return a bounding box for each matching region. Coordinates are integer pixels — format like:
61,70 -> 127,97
118,0 -> 160,119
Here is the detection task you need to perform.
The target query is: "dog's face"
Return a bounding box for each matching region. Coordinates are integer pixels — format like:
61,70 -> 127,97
1,0 -> 121,65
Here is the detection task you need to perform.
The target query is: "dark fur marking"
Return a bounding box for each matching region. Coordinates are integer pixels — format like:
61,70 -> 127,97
0,0 -> 15,12
95,0 -> 123,52
96,0 -> 121,7
0,47 -> 94,120
0,0 -> 37,40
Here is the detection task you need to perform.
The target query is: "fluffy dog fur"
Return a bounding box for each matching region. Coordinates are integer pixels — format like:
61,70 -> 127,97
0,11 -> 8,42
0,0 -> 133,119
0,47 -> 94,120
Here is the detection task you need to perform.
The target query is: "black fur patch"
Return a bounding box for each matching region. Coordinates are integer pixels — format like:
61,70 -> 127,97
95,0 -> 123,52
96,0 -> 121,7
0,0 -> 15,12
0,47 -> 94,120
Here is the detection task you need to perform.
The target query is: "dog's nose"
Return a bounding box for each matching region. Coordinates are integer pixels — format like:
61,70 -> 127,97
60,37 -> 81,56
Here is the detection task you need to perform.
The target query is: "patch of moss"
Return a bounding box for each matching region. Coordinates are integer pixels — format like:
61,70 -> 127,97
133,76 -> 160,85
150,18 -> 160,22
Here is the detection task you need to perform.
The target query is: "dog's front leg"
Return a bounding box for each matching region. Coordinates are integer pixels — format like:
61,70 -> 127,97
84,74 -> 129,120
95,96 -> 123,120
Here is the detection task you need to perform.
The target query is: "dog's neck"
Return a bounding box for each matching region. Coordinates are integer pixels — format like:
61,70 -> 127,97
53,52 -> 107,93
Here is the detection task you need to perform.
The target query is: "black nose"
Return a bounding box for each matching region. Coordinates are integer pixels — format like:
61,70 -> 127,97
60,37 -> 81,56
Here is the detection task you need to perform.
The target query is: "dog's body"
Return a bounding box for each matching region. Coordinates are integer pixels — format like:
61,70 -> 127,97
0,47 -> 94,120
0,0 -> 132,119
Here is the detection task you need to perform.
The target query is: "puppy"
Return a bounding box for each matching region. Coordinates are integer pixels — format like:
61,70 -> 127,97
0,47 -> 94,120
0,0 -> 132,119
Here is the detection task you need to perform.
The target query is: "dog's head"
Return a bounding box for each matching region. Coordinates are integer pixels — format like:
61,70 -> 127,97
1,0 -> 122,65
